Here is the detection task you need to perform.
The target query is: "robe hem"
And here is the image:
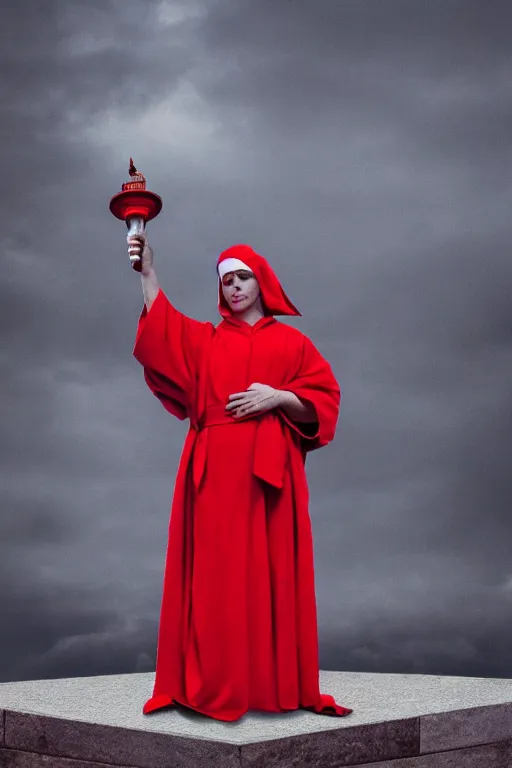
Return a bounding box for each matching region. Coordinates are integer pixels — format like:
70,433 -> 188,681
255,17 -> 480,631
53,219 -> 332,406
142,692 -> 353,720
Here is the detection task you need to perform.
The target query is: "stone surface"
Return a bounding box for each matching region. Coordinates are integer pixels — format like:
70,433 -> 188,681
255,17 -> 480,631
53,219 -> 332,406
5,711 -> 240,768
421,700 -> 512,752
0,671 -> 510,767
0,748 -> 136,768
239,718 -> 419,767
343,739 -> 512,768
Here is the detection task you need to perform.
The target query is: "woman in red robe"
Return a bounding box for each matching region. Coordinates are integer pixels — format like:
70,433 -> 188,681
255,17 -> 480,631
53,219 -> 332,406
130,238 -> 353,722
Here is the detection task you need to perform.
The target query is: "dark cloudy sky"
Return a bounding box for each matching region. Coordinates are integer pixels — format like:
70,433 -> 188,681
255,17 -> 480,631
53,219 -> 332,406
1,0 -> 512,688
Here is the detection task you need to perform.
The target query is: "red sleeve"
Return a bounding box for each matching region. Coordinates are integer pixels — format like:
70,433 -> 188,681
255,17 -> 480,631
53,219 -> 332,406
277,335 -> 340,452
132,287 -> 210,420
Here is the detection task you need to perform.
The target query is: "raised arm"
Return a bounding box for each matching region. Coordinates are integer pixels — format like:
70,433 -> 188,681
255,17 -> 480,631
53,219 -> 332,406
127,232 -> 159,310
141,266 -> 160,311
128,233 -> 212,420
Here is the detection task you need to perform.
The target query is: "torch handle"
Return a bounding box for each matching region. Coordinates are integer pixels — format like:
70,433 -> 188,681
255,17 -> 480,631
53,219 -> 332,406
127,216 -> 145,273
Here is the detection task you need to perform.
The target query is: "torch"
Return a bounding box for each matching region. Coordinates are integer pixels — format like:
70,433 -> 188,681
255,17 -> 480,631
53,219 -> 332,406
109,159 -> 163,272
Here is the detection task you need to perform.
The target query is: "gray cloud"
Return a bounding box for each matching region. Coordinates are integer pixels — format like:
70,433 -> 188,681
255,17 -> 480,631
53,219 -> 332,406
1,0 -> 512,690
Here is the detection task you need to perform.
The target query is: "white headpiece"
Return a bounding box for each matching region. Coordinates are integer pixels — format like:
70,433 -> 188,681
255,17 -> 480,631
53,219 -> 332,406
217,257 -> 252,279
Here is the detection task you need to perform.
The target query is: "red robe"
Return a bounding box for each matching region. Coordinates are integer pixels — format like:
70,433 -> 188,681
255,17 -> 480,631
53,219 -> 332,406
133,285 -> 353,721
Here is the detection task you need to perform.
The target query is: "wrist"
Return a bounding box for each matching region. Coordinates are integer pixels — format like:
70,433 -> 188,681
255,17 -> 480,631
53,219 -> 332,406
276,389 -> 291,408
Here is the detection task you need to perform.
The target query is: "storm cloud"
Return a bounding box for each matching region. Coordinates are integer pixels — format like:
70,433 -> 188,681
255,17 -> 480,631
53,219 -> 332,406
1,0 -> 512,685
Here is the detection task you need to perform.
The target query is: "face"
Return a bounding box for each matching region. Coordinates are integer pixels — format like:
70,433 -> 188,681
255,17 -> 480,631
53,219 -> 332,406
220,269 -> 261,313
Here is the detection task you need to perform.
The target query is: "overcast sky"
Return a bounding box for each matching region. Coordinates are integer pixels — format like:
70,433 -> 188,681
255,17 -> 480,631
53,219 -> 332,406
1,0 -> 512,688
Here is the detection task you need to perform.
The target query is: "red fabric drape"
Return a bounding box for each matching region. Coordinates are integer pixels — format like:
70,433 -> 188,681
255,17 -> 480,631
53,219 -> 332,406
132,252 -> 352,721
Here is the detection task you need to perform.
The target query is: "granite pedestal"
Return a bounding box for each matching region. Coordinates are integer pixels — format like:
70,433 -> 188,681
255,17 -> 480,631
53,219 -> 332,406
1,670 -> 512,767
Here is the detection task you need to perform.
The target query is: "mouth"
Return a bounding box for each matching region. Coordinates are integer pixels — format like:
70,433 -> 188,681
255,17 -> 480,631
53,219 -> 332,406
232,296 -> 246,303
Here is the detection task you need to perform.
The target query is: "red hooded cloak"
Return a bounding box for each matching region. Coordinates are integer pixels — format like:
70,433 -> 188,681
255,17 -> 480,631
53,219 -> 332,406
132,243 -> 353,721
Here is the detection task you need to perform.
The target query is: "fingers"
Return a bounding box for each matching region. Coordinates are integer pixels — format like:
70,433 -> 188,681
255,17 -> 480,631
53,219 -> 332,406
127,233 -> 146,245
226,399 -> 252,413
231,398 -> 273,417
127,235 -> 146,249
127,233 -> 146,264
227,393 -> 246,402
225,402 -> 242,411
232,404 -> 257,418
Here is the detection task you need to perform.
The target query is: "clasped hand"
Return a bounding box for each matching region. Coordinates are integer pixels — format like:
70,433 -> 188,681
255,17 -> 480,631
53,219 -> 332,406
225,382 -> 282,418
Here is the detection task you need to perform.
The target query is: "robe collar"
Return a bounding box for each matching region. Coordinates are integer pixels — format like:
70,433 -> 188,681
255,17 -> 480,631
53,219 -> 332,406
219,313 -> 276,335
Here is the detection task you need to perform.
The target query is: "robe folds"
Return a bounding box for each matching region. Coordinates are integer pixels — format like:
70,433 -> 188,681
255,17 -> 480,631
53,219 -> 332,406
133,286 -> 353,721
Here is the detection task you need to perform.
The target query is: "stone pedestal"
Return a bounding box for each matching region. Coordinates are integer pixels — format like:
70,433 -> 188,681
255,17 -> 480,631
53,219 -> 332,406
1,670 -> 512,767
